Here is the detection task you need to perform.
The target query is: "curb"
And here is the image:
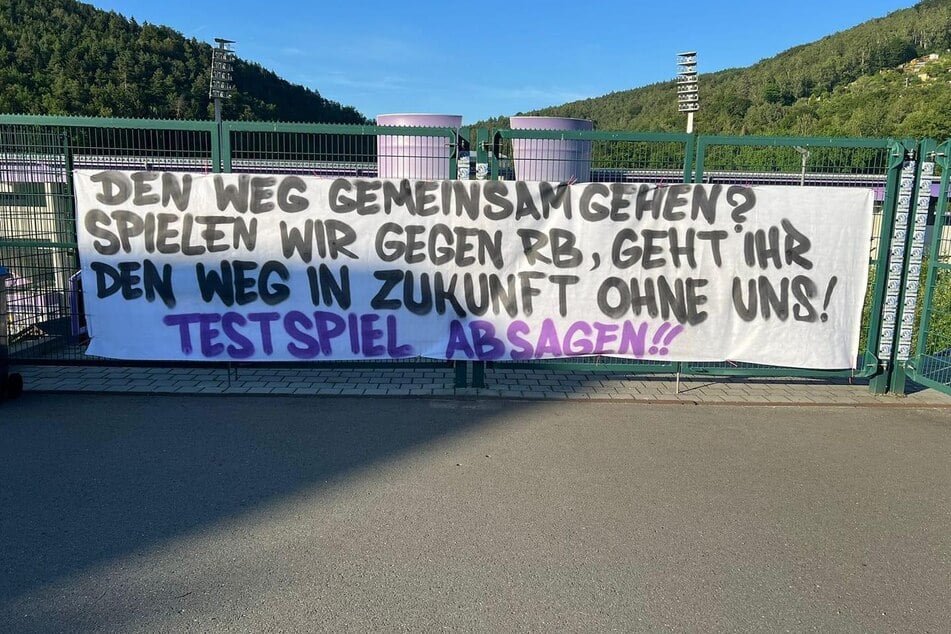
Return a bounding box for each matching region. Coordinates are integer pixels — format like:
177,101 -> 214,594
16,388 -> 951,408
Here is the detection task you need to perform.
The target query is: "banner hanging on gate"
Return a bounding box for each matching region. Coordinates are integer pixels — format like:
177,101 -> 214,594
73,170 -> 874,368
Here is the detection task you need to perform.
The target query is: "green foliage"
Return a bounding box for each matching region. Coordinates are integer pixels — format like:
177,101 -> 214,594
0,0 -> 368,123
480,0 -> 951,139
922,268 -> 951,354
762,83 -> 793,106
872,37 -> 918,69
859,263 -> 951,361
858,266 -> 876,356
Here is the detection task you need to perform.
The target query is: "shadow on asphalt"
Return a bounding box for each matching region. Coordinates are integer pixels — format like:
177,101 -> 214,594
2,391 -> 950,632
0,393 -> 510,608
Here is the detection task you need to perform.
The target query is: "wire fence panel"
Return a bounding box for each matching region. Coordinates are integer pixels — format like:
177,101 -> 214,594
907,139 -> 951,393
491,130 -> 693,184
0,116 -> 932,391
0,124 -> 77,362
223,121 -> 462,179
692,136 -> 899,379
1,118 -> 217,364
485,130 -> 695,377
68,124 -> 216,173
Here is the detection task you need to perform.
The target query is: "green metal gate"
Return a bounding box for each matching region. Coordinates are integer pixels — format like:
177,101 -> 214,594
0,113 -> 943,394
477,130 -> 904,390
900,139 -> 951,396
0,115 -> 467,382
691,135 -> 907,392
1,116 -> 218,363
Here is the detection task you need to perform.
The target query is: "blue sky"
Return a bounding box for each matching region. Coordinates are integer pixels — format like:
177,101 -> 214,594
90,0 -> 919,122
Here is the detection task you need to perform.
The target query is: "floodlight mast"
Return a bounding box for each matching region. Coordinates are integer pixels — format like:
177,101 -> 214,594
209,38 -> 236,124
676,51 -> 699,134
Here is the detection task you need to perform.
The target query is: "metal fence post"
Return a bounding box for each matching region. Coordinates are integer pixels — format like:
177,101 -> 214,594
888,140 -> 937,394
215,121 -> 229,173
903,139 -> 951,394
61,129 -> 79,271
870,140 -> 919,394
451,126 -> 476,388
475,127 -> 490,182
466,128 -> 495,389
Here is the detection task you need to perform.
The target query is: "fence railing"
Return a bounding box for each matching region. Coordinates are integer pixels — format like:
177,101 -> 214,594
1,114 -> 948,394
901,139 -> 951,394
692,136 -> 903,390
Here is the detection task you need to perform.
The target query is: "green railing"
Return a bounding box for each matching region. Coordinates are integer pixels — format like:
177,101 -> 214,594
477,132 -> 905,388
903,139 -> 951,393
490,129 -> 694,184
0,115 -> 464,381
692,135 -> 905,389
2,113 -> 949,395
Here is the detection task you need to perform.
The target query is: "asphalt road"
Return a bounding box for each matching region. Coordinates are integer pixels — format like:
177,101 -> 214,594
1,394 -> 949,632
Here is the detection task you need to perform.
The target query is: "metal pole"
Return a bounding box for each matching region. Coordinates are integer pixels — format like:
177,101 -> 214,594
209,38 -> 235,122
795,146 -> 810,186
677,52 -> 699,134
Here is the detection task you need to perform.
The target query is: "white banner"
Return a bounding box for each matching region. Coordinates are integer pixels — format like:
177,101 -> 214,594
73,171 -> 874,368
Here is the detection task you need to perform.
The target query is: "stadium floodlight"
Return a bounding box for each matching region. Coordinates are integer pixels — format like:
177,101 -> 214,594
209,38 -> 236,123
677,51 -> 699,134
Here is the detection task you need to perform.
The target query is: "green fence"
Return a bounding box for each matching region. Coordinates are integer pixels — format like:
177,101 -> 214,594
1,114 -> 947,395
902,139 -> 951,393
478,130 -> 907,390
221,120 -> 464,178
0,116 -> 464,381
692,135 -> 903,389
490,129 -> 694,184
475,129 -> 696,384
1,117 -> 213,365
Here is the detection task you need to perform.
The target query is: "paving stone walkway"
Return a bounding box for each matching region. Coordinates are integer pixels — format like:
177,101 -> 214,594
9,363 -> 951,406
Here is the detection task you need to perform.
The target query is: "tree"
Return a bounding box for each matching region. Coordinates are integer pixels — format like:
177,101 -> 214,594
0,0 -> 369,123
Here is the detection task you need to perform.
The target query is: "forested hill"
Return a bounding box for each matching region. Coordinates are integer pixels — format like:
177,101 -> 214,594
484,0 -> 951,139
0,0 -> 368,123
